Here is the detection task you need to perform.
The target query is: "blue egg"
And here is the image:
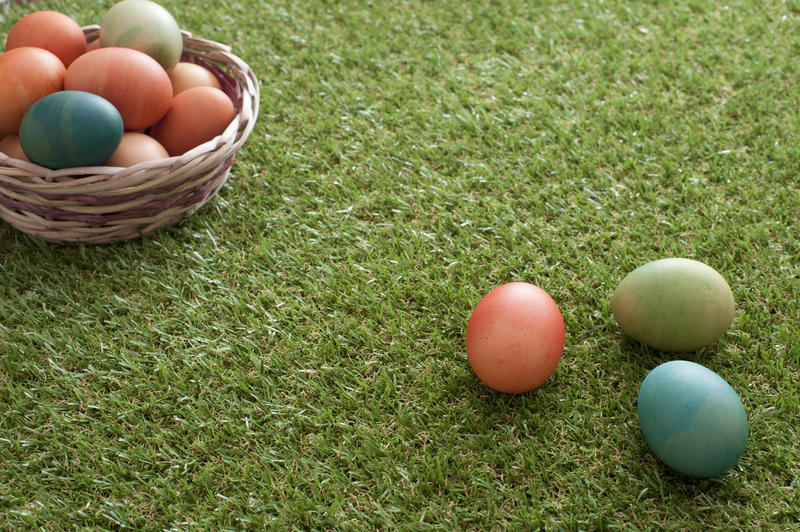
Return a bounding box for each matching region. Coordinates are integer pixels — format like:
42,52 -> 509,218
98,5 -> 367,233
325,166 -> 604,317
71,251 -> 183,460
637,360 -> 748,478
19,90 -> 123,169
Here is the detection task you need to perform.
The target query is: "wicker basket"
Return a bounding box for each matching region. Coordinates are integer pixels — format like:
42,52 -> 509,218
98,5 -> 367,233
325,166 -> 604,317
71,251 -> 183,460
0,25 -> 259,244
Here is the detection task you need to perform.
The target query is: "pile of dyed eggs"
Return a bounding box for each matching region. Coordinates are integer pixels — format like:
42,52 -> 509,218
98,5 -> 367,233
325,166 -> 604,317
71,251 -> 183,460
466,257 -> 748,479
0,0 -> 237,170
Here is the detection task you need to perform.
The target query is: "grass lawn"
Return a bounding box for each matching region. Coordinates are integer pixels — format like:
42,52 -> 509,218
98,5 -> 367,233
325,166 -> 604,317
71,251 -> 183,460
2,0 -> 799,528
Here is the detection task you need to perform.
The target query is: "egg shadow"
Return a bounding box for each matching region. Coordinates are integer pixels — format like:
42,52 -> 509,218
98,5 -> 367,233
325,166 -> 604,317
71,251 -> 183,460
0,219 -> 214,308
615,329 -> 732,375
637,449 -> 749,501
438,358 -> 567,435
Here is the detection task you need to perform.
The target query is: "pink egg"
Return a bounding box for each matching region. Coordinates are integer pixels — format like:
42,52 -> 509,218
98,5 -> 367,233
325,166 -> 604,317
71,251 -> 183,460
466,282 -> 565,394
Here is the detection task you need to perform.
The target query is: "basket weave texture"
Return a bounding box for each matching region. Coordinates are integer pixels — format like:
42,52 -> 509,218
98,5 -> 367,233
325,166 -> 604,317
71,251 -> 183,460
0,25 -> 259,244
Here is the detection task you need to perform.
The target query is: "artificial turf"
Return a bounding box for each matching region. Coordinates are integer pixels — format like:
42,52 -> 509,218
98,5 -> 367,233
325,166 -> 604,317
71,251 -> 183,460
1,0 -> 799,529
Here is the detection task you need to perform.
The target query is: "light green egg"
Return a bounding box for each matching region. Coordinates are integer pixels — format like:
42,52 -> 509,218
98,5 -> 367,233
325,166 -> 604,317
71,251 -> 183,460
99,0 -> 183,72
612,258 -> 735,352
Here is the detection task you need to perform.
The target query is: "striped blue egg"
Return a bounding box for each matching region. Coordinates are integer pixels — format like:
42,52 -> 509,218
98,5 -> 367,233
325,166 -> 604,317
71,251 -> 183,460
19,90 -> 123,169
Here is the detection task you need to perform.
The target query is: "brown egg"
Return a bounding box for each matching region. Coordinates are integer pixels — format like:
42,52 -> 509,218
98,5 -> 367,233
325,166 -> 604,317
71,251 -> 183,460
105,132 -> 169,166
0,134 -> 29,161
149,86 -> 236,156
168,62 -> 222,96
65,47 -> 173,131
6,10 -> 87,67
0,47 -> 66,137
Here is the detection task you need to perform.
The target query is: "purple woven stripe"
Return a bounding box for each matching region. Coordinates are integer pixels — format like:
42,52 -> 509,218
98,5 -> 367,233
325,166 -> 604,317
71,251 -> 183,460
0,178 -> 212,223
0,156 -> 234,225
0,179 -> 184,206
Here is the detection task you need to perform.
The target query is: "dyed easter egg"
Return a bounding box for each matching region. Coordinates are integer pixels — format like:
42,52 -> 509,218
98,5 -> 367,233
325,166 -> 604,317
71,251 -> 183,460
65,47 -> 173,131
638,360 -> 748,478
5,10 -> 87,67
0,47 -> 66,137
0,135 -> 28,161
168,62 -> 222,95
99,0 -> 182,71
466,282 -> 565,394
105,132 -> 169,167
612,258 -> 735,352
19,91 -> 123,169
149,86 -> 236,156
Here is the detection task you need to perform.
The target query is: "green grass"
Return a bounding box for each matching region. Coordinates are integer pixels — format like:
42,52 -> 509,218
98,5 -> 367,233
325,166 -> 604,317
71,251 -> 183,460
2,0 -> 799,529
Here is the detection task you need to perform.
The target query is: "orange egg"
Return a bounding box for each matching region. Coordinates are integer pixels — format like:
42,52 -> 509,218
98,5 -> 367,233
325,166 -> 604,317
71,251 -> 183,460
65,47 -> 172,131
0,47 -> 66,137
0,135 -> 29,161
105,132 -> 169,167
168,62 -> 222,96
149,86 -> 236,156
466,282 -> 565,394
5,10 -> 87,67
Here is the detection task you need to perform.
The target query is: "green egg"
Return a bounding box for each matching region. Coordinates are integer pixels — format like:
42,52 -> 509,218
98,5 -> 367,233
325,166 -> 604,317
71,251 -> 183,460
612,258 -> 735,352
99,0 -> 183,71
19,91 -> 123,170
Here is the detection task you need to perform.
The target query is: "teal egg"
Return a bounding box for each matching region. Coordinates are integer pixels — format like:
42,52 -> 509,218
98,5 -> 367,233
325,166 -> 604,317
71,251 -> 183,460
637,360 -> 748,478
19,90 -> 123,169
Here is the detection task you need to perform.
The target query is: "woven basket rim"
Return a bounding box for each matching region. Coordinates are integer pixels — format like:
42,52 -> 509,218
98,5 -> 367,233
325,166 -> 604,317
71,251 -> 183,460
0,25 -> 260,244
